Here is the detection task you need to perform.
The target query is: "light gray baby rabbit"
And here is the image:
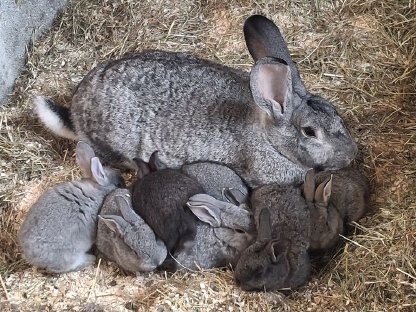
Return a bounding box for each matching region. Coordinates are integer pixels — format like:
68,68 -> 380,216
169,192 -> 254,271
96,188 -> 167,273
18,142 -> 124,273
304,167 -> 370,251
35,15 -> 357,188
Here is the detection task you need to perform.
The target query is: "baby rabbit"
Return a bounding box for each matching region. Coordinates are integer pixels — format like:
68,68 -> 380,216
169,191 -> 254,271
234,181 -> 311,292
304,167 -> 370,251
131,152 -> 204,254
18,142 -> 124,273
96,188 -> 167,273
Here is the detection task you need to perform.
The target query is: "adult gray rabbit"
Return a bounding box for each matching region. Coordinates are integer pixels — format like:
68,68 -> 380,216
304,167 -> 370,251
96,188 -> 167,273
168,193 -> 254,271
34,15 -> 357,187
131,152 -> 204,254
18,142 -> 124,273
233,181 -> 311,291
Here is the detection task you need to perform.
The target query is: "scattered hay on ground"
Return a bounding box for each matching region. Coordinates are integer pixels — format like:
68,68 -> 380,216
0,0 -> 415,311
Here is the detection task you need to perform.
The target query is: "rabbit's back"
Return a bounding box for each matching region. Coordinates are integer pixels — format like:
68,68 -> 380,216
181,162 -> 248,200
72,51 -> 253,167
19,181 -> 109,271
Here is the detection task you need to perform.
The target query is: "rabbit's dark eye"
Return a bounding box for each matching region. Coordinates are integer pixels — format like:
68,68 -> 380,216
301,126 -> 316,138
235,229 -> 245,234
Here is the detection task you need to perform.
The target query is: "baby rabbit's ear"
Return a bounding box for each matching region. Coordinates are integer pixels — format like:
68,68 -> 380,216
90,157 -> 110,186
250,58 -> 293,118
114,195 -> 138,224
133,158 -> 151,179
222,188 -> 248,206
187,194 -> 221,227
148,151 -> 167,171
315,174 -> 333,206
257,208 -> 272,241
76,141 -> 96,178
268,240 -> 289,265
303,168 -> 315,203
98,215 -> 129,235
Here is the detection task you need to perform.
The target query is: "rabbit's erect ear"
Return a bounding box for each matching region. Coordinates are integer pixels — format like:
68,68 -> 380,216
244,15 -> 307,96
187,194 -> 221,227
250,58 -> 293,118
268,240 -> 289,265
257,208 -> 272,241
303,168 -> 316,203
315,175 -> 333,206
91,157 -> 109,186
222,188 -> 248,206
98,215 -> 128,235
115,195 -> 138,224
76,141 -> 96,178
148,151 -> 167,171
133,158 -> 151,179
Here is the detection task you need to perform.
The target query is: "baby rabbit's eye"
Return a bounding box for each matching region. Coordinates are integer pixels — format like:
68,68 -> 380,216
235,229 -> 245,234
301,126 -> 316,138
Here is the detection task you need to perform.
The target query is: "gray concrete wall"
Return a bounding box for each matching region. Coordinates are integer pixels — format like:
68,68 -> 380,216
0,0 -> 68,105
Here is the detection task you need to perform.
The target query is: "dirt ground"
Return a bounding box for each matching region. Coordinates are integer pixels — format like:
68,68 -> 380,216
0,0 -> 415,311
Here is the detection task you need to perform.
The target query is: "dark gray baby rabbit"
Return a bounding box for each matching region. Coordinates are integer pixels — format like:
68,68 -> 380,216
96,188 -> 167,273
234,181 -> 311,292
131,152 -> 203,254
35,15 -> 357,187
18,142 -> 124,273
304,167 -> 370,251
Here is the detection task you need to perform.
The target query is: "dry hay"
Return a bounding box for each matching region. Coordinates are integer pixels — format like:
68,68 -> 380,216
0,0 -> 415,311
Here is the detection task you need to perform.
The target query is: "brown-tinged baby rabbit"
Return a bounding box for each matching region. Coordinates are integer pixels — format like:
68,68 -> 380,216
234,180 -> 311,292
131,152 -> 203,254
96,188 -> 167,273
304,167 -> 370,251
18,142 -> 124,273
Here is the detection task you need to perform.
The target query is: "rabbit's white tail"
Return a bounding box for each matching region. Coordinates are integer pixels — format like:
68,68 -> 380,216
34,96 -> 78,140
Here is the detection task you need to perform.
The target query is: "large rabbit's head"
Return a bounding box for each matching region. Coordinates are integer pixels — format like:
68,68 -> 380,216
244,15 -> 357,170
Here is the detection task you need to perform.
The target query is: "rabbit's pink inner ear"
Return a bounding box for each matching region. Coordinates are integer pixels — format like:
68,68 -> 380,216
90,157 -> 108,186
322,175 -> 333,205
99,215 -> 127,234
188,204 -> 221,227
76,141 -> 96,178
315,175 -> 332,206
257,63 -> 291,114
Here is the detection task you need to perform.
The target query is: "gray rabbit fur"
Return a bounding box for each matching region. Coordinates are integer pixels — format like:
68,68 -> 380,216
18,142 -> 124,273
96,188 -> 167,273
234,182 -> 311,291
131,152 -> 204,254
35,15 -> 357,188
234,166 -> 370,291
170,193 -> 254,271
305,167 -> 370,251
163,161 -> 253,270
